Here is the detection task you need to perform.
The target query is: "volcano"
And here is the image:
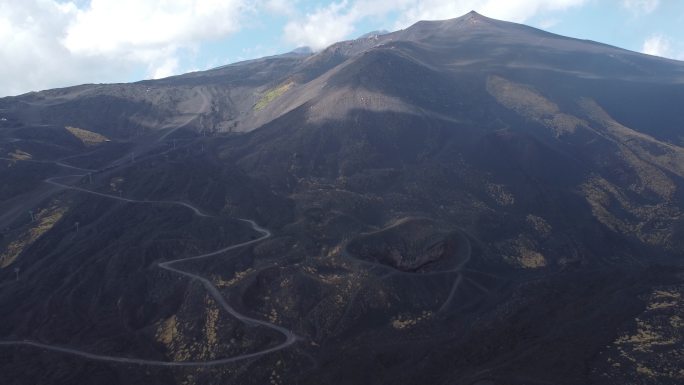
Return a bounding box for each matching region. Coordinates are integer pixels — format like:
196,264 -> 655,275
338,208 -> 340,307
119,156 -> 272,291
1,11 -> 683,385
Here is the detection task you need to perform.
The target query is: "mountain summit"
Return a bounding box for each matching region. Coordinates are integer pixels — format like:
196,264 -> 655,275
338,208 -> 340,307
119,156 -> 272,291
1,12 -> 684,385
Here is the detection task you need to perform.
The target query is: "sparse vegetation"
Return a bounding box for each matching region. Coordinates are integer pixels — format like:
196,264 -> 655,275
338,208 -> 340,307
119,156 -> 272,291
2,11 -> 684,385
253,81 -> 293,111
65,126 -> 110,146
0,202 -> 67,268
391,311 -> 433,330
601,287 -> 684,383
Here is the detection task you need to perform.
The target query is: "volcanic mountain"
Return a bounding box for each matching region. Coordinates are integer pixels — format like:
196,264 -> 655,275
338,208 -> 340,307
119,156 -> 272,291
1,11 -> 684,385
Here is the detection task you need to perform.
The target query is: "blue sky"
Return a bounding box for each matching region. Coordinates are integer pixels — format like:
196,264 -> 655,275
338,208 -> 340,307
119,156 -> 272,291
0,0 -> 682,97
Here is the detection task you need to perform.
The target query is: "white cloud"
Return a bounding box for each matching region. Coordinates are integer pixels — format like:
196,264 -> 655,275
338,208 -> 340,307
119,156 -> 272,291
151,57 -> 180,79
62,0 -> 245,57
263,0 -> 297,16
642,34 -> 671,57
0,0 -> 248,96
622,0 -> 659,15
0,0 -> 132,96
284,1 -> 359,50
538,18 -> 560,29
283,0 -> 588,50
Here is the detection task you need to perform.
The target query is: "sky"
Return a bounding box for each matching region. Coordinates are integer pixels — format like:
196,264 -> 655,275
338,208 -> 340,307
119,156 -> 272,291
1,0 -> 683,97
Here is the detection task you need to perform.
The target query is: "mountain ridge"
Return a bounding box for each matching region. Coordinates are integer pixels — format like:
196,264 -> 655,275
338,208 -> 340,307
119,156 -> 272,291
1,11 -> 684,385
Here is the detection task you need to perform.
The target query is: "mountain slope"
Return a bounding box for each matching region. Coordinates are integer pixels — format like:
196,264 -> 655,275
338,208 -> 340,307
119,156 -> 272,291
1,11 -> 684,385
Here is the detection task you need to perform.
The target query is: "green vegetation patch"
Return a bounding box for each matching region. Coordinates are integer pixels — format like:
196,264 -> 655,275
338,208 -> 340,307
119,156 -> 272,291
254,81 -> 293,111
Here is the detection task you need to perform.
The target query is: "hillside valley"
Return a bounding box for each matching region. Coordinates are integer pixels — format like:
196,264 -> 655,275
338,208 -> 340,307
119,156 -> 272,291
1,11 -> 684,385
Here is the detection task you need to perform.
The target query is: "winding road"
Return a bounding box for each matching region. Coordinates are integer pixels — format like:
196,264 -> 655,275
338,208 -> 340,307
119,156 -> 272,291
45,176 -> 211,218
0,156 -> 96,172
1,158 -> 301,366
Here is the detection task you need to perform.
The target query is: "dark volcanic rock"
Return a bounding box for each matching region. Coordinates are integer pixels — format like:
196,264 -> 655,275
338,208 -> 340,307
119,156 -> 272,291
2,10 -> 684,385
347,217 -> 462,271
